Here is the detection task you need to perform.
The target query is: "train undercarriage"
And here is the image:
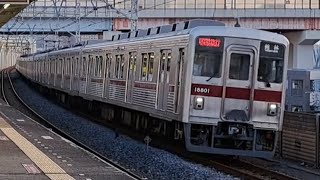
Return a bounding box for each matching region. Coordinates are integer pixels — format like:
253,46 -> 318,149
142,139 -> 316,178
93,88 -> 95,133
185,123 -> 277,157
27,79 -> 277,158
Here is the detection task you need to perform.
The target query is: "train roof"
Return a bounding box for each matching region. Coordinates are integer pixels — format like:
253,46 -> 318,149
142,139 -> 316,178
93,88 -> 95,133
19,19 -> 289,59
20,19 -> 225,58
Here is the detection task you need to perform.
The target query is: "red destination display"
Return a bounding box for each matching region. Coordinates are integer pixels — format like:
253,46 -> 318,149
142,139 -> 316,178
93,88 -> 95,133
198,38 -> 221,48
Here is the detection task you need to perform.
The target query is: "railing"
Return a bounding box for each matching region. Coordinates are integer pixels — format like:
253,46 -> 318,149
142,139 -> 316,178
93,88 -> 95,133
18,0 -> 320,18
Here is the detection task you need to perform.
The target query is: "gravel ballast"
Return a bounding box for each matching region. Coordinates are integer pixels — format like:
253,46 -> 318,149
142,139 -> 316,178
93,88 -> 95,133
13,76 -> 236,180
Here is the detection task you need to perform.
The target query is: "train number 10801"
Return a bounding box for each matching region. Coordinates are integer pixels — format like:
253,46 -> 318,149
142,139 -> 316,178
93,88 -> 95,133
194,87 -> 210,94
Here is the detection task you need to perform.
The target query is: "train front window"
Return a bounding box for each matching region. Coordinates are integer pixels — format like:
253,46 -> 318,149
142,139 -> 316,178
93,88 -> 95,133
193,36 -> 224,78
229,53 -> 250,80
258,58 -> 283,83
258,42 -> 285,83
193,53 -> 222,77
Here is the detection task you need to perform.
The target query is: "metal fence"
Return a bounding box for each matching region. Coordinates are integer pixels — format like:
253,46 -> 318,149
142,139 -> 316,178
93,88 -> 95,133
278,112 -> 320,167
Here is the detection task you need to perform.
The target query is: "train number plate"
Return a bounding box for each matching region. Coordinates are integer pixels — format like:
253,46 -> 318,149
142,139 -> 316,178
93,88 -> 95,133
194,87 -> 210,94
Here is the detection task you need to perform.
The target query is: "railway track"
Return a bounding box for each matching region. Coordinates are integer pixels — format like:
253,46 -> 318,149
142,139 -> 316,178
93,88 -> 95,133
198,155 -> 298,180
1,67 -> 144,180
5,67 -> 299,180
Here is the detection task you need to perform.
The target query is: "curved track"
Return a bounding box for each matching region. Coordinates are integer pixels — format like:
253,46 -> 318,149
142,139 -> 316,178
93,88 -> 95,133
5,67 -> 300,180
2,67 -> 145,180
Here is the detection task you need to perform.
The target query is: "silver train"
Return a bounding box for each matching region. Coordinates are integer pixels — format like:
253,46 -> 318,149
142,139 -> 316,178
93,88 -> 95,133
16,20 -> 289,158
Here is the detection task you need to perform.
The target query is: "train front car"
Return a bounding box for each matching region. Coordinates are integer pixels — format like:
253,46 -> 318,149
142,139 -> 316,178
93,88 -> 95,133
183,27 -> 289,158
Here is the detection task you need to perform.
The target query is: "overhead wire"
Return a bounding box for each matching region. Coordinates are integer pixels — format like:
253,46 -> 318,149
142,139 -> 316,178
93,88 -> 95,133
3,0 -> 177,50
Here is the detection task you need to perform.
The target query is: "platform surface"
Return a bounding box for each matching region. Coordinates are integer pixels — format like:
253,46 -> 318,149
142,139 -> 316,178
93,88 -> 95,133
0,100 -> 134,180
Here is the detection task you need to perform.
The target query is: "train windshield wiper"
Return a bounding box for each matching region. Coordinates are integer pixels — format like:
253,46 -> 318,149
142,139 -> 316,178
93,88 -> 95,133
206,76 -> 215,82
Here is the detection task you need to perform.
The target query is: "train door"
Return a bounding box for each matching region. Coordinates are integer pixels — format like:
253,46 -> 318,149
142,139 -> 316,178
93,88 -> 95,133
157,50 -> 171,110
125,52 -> 136,103
103,53 -> 112,99
221,46 -> 255,122
174,48 -> 184,113
70,56 -> 76,90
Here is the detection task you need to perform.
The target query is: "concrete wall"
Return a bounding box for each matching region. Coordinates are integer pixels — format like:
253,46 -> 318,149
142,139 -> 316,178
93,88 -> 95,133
286,70 -> 310,112
284,30 -> 320,69
296,45 -> 314,69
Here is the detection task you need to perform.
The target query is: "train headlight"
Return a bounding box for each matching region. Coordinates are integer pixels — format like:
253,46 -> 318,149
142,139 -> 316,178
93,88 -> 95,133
194,97 -> 204,110
267,103 -> 278,116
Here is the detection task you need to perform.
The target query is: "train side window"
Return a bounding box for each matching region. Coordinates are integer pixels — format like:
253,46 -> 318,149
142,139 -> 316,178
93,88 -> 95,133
54,59 -> 57,73
50,61 -> 53,73
106,54 -> 112,78
141,52 -> 154,82
94,55 -> 103,77
82,57 -> 86,77
229,53 -> 250,80
148,53 -> 154,82
115,55 -> 120,78
166,52 -> 171,83
95,56 -> 99,77
66,57 -> 71,75
71,57 -> 74,75
58,59 -> 62,74
99,55 -> 103,77
115,55 -> 124,79
89,55 -> 94,76
76,57 -> 79,76
141,53 -> 148,81
128,52 -> 137,80
120,55 -> 125,79
74,57 -> 78,76
160,52 -> 166,82
64,58 -> 66,74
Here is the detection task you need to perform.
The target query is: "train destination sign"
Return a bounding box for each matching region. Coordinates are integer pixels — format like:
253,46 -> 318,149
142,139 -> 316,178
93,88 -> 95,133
196,36 -> 224,52
260,41 -> 285,58
198,37 -> 221,48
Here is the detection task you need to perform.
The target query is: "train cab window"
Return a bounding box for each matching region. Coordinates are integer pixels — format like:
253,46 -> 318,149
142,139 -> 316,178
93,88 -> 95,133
193,36 -> 223,78
193,53 -> 221,77
257,58 -> 283,83
229,53 -> 250,80
258,42 -> 285,83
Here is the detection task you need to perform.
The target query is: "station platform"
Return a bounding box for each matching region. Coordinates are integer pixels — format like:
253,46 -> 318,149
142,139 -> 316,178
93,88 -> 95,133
0,99 -> 134,180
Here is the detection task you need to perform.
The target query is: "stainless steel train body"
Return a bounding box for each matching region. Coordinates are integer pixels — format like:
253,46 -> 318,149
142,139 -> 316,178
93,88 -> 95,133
16,20 -> 289,158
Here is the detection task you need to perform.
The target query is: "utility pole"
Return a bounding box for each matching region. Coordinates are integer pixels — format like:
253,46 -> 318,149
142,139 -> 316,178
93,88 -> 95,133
107,0 -> 139,32
130,0 -> 138,32
76,0 -> 81,43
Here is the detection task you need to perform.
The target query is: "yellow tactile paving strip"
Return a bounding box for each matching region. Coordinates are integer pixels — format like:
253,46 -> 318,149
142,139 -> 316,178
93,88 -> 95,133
0,117 -> 75,180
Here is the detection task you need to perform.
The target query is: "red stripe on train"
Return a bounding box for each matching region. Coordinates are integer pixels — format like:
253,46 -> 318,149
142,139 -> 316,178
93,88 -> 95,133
191,84 -> 282,103
225,87 -> 250,100
254,89 -> 282,103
